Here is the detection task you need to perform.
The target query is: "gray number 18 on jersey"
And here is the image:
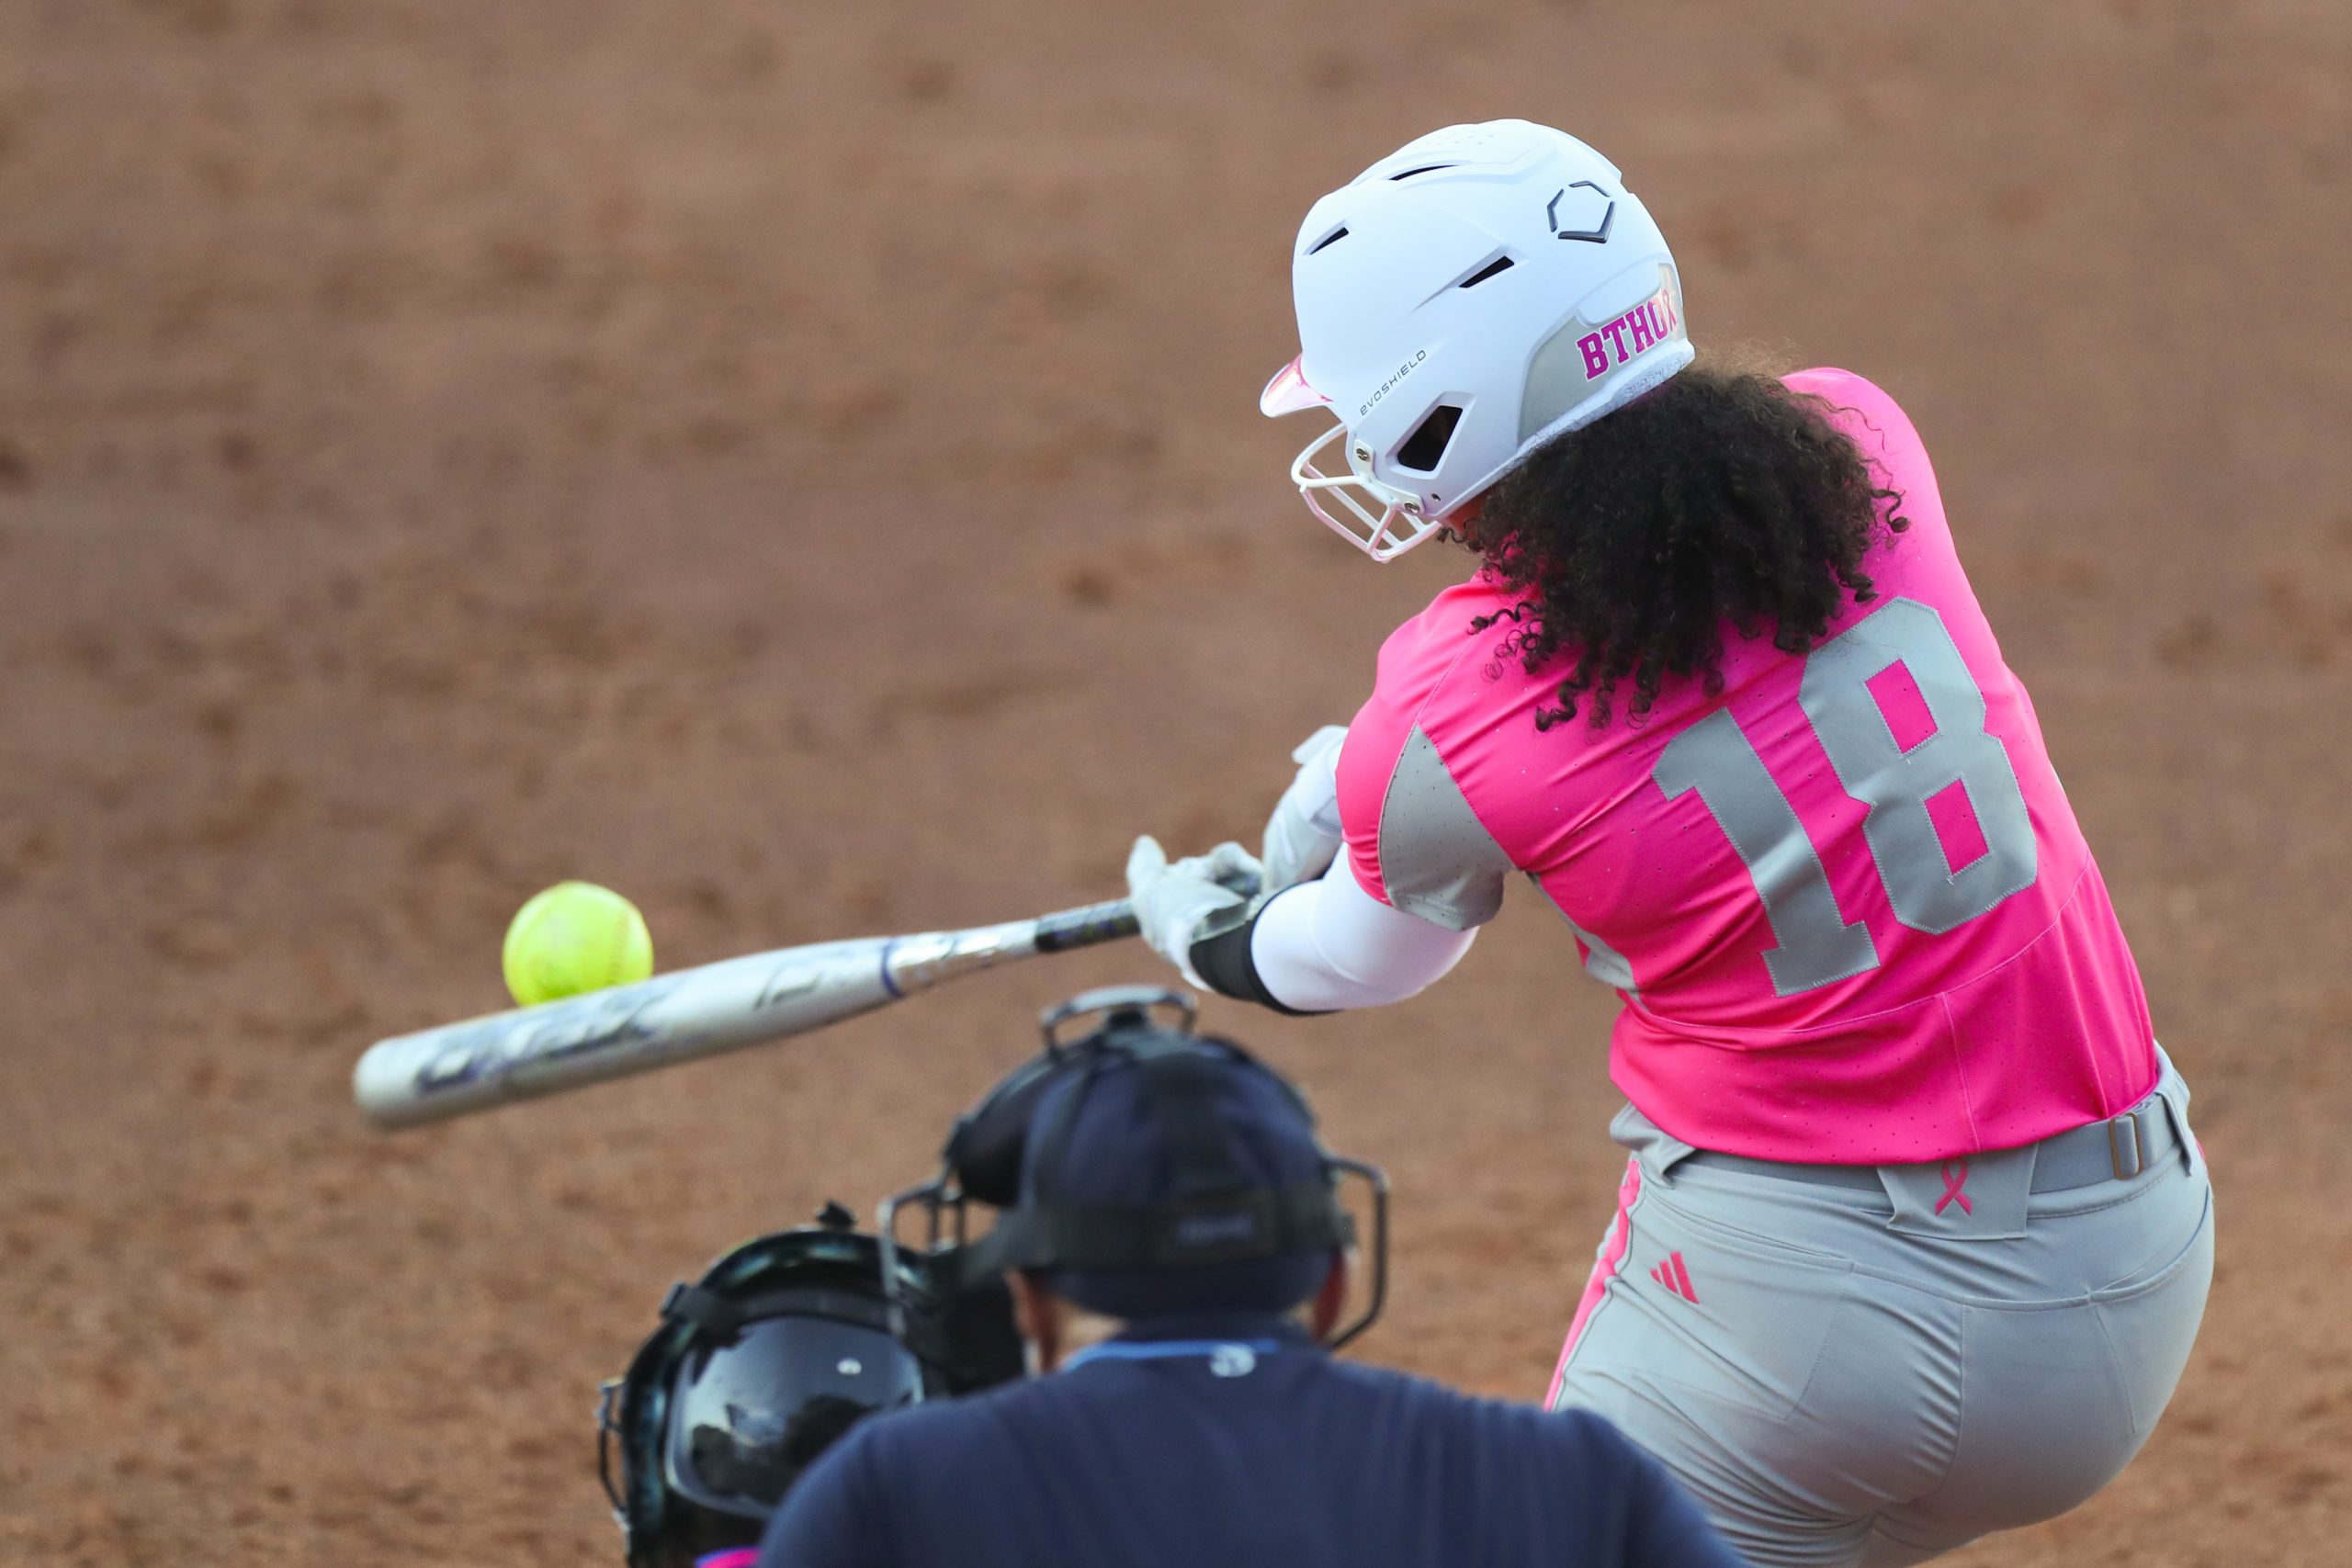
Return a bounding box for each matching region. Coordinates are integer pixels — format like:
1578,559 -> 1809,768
1652,597 -> 2038,997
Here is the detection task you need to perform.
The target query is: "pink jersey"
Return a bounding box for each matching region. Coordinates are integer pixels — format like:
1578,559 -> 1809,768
1335,368 -> 2156,1163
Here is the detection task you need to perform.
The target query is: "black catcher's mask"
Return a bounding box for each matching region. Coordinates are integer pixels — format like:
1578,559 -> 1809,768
878,987 -> 1390,1348
597,1203 -> 1020,1568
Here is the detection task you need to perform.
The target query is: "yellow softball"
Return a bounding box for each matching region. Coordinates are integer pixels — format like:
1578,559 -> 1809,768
502,881 -> 655,1007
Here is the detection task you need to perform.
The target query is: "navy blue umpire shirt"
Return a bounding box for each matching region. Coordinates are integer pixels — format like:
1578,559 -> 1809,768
755,1309 -> 1741,1568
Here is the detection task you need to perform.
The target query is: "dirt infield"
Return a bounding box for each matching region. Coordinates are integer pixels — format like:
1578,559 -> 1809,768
3,2 -> 2346,1562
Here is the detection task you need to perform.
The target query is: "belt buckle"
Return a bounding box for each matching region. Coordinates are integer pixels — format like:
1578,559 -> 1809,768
2108,1110 -> 2145,1180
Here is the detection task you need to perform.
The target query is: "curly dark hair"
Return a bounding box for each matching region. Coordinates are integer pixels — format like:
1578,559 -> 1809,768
1461,355 -> 1907,729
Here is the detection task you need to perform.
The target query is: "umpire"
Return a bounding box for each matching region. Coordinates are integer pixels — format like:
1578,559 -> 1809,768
756,987 -> 1740,1568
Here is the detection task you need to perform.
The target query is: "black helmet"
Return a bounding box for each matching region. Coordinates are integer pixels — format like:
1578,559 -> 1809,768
599,1203 -> 952,1568
879,987 -> 1390,1348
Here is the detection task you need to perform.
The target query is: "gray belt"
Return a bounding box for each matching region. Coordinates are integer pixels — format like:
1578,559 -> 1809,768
1682,1095 -> 2185,1195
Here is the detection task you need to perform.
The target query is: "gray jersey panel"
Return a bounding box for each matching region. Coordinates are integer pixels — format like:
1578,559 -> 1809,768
1375,724 -> 1514,930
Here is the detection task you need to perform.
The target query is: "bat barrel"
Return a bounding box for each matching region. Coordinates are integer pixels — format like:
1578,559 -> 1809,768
353,896 -> 1138,1131
353,942 -> 895,1129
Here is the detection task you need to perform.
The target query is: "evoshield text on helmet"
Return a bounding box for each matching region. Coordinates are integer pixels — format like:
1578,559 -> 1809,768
1262,118 -> 1693,561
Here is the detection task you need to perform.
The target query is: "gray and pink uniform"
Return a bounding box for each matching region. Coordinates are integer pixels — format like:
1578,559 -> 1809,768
1236,371 -> 2212,1567
1337,368 -> 2156,1159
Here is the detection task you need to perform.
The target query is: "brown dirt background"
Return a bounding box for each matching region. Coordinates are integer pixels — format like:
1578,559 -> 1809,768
2,1 -> 2346,1562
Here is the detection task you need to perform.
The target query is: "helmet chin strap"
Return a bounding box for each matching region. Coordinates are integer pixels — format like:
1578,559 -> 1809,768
1286,418 -> 1445,563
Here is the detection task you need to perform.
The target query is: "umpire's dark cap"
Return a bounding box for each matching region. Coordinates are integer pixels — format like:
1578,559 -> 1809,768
1003,1042 -> 1343,1319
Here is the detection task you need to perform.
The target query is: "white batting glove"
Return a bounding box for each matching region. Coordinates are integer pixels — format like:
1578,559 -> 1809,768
1261,725 -> 1349,892
1125,837 -> 1266,987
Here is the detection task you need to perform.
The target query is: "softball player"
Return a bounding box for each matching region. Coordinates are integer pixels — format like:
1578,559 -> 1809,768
1125,119 -> 2214,1568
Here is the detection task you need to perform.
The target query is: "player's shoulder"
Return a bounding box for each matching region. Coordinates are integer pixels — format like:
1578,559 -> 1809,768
1340,575 -> 1510,831
1361,575 -> 1512,716
1782,364 -> 1898,409
1782,366 -> 1930,461
1377,575 -> 1510,659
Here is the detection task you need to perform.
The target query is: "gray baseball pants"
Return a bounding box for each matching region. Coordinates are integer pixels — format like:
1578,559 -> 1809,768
1549,1053 -> 2213,1568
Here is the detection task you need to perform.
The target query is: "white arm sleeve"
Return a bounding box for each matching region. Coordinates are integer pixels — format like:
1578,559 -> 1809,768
1247,859 -> 1477,1012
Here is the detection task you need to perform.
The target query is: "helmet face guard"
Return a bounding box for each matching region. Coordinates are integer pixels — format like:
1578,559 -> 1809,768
1262,356 -> 1442,563
878,987 -> 1391,1351
1286,414 -> 1444,564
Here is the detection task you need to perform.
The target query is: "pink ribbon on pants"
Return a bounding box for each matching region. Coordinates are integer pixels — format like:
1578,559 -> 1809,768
1935,1159 -> 1973,1216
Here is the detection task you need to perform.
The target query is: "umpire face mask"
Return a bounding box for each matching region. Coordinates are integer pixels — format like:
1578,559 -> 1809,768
879,987 -> 1388,1350
599,1208 -> 951,1568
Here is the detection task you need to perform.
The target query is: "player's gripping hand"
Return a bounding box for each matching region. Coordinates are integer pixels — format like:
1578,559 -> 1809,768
1125,837 -> 1265,987
1261,725 -> 1349,892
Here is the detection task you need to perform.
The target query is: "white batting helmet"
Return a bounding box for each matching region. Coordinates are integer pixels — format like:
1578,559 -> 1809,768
1261,119 -> 1692,561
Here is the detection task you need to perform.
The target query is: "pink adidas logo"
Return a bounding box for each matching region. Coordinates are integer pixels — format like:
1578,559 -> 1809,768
1650,1250 -> 1699,1303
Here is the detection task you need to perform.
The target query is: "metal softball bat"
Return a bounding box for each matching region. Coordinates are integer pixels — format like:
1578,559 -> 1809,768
352,897 -> 1138,1130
